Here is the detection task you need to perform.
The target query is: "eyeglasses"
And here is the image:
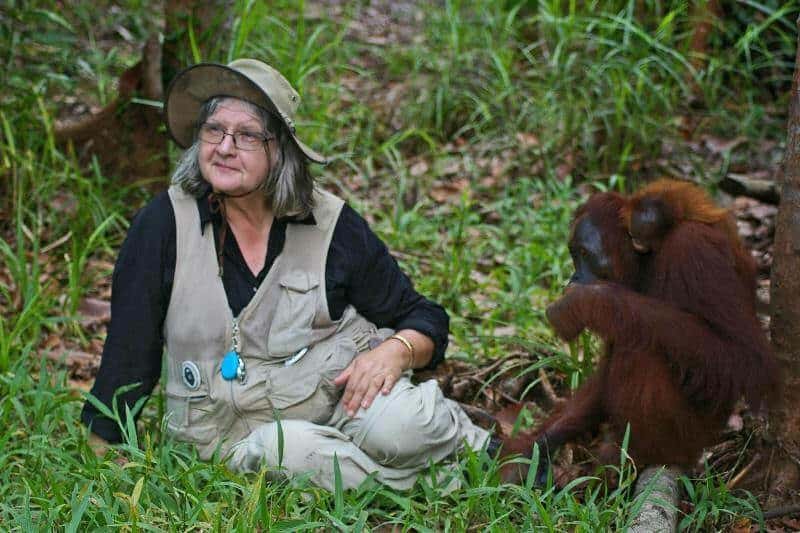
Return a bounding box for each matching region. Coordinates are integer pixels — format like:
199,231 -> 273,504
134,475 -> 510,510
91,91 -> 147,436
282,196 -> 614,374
198,123 -> 273,151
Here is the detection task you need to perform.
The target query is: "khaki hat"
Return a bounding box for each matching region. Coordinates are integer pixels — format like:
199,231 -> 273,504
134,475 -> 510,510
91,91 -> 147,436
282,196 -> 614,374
164,59 -> 327,164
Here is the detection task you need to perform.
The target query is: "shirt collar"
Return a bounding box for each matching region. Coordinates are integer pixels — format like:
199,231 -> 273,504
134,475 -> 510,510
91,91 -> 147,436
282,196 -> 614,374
196,190 -> 316,234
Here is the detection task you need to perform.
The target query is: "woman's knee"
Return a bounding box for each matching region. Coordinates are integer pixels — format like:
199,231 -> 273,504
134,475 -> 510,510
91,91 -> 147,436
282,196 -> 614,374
357,380 -> 460,467
229,419 -> 341,473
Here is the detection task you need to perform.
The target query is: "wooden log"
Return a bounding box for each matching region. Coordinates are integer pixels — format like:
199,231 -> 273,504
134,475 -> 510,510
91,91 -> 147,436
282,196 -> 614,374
718,174 -> 780,205
629,466 -> 681,533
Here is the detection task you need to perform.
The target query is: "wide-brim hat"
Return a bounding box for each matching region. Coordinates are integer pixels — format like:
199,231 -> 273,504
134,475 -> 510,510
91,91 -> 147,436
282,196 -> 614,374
164,59 -> 327,164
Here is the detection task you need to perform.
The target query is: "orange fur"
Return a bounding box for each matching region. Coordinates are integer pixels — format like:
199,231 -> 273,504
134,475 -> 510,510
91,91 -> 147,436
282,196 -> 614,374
535,183 -> 776,475
622,179 -> 741,251
623,179 -> 756,305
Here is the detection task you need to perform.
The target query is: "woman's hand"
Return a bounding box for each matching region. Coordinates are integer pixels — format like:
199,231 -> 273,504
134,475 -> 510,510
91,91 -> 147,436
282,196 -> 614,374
333,342 -> 409,417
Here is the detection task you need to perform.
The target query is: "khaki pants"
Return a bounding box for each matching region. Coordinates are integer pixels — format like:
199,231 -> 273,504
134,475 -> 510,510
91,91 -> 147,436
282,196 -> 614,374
227,378 -> 490,491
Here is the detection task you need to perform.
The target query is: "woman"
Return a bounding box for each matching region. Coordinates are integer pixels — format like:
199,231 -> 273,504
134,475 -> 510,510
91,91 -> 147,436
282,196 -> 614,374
81,59 -> 492,491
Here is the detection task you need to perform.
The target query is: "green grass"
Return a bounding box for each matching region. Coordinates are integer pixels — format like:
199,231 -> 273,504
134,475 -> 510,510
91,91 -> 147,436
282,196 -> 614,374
6,360 -> 764,530
1,0 -> 795,529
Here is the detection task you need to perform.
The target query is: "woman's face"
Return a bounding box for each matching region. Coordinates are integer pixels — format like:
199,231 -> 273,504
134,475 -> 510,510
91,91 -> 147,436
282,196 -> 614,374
198,99 -> 273,197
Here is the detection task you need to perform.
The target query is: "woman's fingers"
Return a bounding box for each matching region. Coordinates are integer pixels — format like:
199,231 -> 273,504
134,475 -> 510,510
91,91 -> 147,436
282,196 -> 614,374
362,371 -> 398,409
333,363 -> 352,386
336,349 -> 405,416
345,365 -> 372,415
381,371 -> 398,395
337,363 -> 359,413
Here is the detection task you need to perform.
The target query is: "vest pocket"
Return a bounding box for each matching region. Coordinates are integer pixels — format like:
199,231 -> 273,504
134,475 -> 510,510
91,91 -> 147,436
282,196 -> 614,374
165,381 -> 218,445
267,271 -> 320,356
267,335 -> 358,423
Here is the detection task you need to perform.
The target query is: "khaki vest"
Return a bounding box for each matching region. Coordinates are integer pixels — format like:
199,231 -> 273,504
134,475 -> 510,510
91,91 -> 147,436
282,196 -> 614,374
163,186 -> 378,459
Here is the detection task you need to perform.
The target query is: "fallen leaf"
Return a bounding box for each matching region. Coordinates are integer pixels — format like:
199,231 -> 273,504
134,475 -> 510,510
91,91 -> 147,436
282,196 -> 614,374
489,156 -> 504,178
730,516 -> 752,533
429,177 -> 470,203
480,175 -> 499,188
441,160 -> 461,176
780,517 -> 800,529
493,326 -> 517,337
409,160 -> 429,177
42,334 -> 61,351
78,297 -> 111,327
68,378 -> 94,393
556,154 -> 575,180
515,132 -> 540,148
702,135 -> 747,154
748,204 -> 778,221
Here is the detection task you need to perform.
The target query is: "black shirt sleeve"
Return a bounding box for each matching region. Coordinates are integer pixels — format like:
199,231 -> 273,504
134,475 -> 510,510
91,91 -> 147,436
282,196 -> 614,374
80,191 -> 175,443
326,204 -> 450,368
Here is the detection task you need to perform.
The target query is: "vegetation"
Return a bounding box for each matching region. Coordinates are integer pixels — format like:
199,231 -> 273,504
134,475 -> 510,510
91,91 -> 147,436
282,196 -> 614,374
0,0 -> 796,529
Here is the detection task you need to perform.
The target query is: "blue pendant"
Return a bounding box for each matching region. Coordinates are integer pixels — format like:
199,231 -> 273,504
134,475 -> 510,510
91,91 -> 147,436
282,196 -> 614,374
221,351 -> 242,381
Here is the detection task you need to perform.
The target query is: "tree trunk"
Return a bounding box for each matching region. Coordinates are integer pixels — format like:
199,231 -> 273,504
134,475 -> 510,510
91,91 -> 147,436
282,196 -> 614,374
54,35 -> 168,185
163,0 -> 234,85
767,15 -> 800,501
54,0 -> 234,186
688,0 -> 722,73
679,0 -> 723,140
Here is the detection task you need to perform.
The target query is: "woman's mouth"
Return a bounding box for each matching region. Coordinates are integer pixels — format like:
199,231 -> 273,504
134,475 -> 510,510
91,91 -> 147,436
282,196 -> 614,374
213,162 -> 239,172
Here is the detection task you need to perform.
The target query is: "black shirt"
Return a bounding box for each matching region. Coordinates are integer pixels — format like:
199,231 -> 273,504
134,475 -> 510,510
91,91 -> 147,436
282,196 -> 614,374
81,189 -> 449,443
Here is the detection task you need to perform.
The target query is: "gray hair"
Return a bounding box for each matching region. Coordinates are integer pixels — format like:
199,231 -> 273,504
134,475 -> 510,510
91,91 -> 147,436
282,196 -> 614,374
170,96 -> 315,218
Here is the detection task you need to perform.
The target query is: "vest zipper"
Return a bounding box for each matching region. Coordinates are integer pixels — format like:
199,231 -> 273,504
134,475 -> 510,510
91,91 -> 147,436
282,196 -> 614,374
228,317 -> 249,431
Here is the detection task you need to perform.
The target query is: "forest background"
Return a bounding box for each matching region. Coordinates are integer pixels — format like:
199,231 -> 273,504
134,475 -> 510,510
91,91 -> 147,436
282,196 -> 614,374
1,0 -> 799,530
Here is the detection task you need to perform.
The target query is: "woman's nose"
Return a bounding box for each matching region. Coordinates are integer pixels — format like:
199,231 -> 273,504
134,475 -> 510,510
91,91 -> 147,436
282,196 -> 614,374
216,133 -> 237,154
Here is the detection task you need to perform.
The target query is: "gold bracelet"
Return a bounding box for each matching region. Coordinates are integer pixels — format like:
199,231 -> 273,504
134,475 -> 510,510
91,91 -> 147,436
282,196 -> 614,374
388,333 -> 415,369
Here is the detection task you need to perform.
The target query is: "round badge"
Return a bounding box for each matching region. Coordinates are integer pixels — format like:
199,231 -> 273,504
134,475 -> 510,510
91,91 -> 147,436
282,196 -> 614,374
181,361 -> 202,390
